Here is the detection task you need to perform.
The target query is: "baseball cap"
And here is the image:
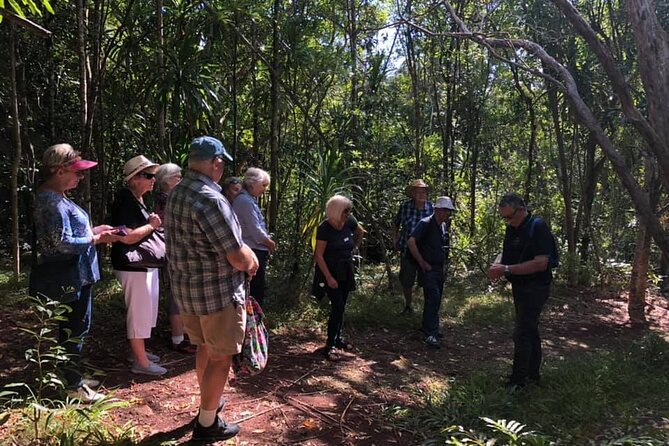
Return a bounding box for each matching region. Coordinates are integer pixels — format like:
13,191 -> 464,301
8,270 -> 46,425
435,196 -> 456,210
123,155 -> 159,182
189,136 -> 233,162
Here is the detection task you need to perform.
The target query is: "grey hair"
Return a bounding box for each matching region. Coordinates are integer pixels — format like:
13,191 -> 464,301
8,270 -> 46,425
499,192 -> 526,209
242,167 -> 270,189
155,163 -> 182,190
325,194 -> 352,221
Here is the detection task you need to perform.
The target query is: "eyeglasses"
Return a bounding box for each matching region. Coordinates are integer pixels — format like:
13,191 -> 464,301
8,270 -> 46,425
138,172 -> 156,180
501,208 -> 519,221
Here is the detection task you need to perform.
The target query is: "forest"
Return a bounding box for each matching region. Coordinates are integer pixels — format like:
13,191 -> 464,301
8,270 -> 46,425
1,0 -> 669,444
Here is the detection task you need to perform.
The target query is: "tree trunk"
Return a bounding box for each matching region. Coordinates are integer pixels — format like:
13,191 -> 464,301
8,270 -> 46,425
268,0 -> 281,233
628,222 -> 650,326
547,85 -> 576,285
9,24 -> 22,279
404,0 -> 423,176
77,0 -> 92,211
441,0 -> 669,260
156,0 -> 166,152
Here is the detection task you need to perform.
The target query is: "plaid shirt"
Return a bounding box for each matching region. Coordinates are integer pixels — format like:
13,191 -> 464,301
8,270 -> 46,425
394,199 -> 434,252
165,170 -> 245,315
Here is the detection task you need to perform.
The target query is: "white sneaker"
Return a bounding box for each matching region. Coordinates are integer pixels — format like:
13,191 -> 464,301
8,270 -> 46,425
82,378 -> 100,388
126,352 -> 161,363
130,361 -> 167,376
68,384 -> 105,403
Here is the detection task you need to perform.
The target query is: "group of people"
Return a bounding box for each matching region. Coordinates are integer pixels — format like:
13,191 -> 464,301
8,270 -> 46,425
30,139 -> 554,441
393,179 -> 555,390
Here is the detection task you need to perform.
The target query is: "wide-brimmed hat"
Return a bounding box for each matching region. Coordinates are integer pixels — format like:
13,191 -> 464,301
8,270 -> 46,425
435,196 -> 456,210
405,179 -> 429,196
123,155 -> 159,182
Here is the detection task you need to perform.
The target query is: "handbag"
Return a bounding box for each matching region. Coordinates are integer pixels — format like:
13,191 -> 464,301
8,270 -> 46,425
120,228 -> 166,268
29,255 -> 81,303
232,285 -> 269,378
118,198 -> 167,268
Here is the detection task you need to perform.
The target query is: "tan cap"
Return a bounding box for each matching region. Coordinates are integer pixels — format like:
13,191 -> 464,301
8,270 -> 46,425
123,155 -> 159,182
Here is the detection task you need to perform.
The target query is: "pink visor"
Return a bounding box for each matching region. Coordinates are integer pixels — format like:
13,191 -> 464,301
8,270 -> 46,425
67,159 -> 98,171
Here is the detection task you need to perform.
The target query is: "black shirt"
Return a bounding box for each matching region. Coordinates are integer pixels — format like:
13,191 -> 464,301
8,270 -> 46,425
501,213 -> 553,285
410,214 -> 448,268
109,188 -> 150,272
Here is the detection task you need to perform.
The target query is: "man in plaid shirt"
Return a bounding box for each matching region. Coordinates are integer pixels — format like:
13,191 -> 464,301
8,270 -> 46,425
392,179 -> 434,314
165,136 -> 258,442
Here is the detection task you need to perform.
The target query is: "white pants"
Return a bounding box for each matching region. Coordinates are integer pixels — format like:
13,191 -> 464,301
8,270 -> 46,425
114,269 -> 160,339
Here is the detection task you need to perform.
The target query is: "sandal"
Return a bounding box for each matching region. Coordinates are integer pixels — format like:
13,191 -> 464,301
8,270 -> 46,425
334,339 -> 353,350
322,347 -> 338,361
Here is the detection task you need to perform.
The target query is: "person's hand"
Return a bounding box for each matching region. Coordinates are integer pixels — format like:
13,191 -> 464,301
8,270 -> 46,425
326,276 -> 338,289
247,251 -> 260,277
95,230 -> 123,245
488,263 -> 505,282
265,237 -> 276,254
419,260 -> 431,272
92,224 -> 114,235
148,213 -> 162,229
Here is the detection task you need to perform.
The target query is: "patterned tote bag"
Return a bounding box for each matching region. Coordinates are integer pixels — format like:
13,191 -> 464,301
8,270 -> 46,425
232,284 -> 269,377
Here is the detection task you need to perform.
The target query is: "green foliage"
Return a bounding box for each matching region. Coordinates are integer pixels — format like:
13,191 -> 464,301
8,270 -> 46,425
1,294 -> 133,445
393,334 -> 669,445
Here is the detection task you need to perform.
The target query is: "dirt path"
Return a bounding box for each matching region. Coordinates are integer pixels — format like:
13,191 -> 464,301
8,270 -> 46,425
2,286 -> 668,445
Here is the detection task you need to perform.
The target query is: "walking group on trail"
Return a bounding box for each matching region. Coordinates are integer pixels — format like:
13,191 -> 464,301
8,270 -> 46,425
30,137 -> 557,442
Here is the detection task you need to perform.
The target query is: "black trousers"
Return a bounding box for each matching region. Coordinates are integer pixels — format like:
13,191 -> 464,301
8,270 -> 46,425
510,282 -> 550,384
250,249 -> 269,307
326,286 -> 349,348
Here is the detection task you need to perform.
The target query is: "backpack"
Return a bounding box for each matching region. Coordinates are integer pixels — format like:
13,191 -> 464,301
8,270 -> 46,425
528,217 -> 559,269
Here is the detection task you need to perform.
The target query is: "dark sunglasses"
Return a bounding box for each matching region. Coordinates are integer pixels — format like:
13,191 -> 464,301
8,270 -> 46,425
138,172 -> 156,180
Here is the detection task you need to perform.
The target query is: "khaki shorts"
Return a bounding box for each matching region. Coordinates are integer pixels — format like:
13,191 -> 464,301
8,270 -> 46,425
399,253 -> 421,289
182,303 -> 246,356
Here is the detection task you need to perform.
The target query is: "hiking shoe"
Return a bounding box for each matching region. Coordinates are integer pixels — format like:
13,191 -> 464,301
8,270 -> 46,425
126,352 -> 161,363
192,399 -> 226,427
192,417 -> 240,442
130,361 -> 167,376
67,384 -> 105,403
172,339 -> 197,354
400,306 -> 413,315
334,339 -> 353,350
425,335 -> 441,349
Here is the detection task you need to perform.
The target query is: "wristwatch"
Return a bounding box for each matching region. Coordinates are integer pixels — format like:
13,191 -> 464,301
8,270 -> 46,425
504,265 -> 511,276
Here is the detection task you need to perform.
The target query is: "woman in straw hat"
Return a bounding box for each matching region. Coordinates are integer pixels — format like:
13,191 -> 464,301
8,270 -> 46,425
109,155 -> 167,376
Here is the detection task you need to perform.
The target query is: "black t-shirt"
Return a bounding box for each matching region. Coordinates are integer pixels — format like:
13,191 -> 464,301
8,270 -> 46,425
501,213 -> 553,284
109,188 -> 150,271
410,214 -> 448,267
317,215 -> 358,268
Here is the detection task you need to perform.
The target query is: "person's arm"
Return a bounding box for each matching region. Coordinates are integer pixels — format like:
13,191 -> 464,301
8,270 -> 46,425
226,243 -> 259,277
353,224 -> 364,249
407,237 -> 431,272
392,205 -> 403,251
116,213 -> 161,245
233,194 -> 272,247
315,239 -> 338,289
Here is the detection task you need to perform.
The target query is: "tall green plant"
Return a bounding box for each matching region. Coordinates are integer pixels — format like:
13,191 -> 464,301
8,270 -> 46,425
301,147 -> 358,249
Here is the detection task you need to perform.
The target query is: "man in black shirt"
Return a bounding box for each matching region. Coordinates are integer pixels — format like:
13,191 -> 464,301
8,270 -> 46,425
488,193 -> 553,389
407,196 -> 456,348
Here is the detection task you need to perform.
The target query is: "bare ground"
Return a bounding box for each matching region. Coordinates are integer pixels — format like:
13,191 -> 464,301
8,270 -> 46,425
1,285 -> 668,445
